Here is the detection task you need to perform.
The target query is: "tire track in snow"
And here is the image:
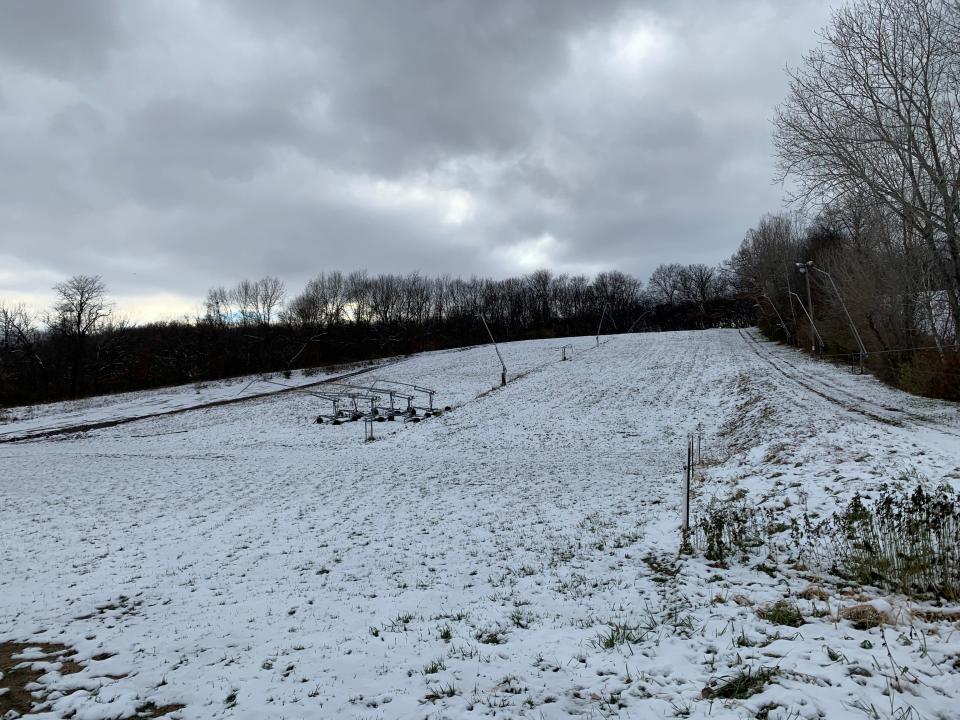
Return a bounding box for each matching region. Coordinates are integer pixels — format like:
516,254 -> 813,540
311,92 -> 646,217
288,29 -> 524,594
739,328 -> 960,439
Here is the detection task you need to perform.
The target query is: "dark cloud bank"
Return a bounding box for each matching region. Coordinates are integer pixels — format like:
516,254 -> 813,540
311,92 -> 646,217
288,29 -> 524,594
0,0 -> 833,319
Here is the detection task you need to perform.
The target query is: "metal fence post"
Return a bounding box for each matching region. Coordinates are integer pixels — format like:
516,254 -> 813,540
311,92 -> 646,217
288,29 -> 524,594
682,434 -> 692,537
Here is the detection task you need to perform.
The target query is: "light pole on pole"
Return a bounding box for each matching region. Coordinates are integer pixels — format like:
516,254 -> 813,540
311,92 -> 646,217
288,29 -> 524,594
795,261 -> 816,351
810,264 -> 868,373
795,261 -> 814,319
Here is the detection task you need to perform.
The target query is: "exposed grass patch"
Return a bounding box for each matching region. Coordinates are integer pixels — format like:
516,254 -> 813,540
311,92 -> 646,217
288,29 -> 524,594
596,622 -> 651,648
423,683 -> 457,702
695,496 -> 794,565
642,553 -> 680,582
382,612 -> 415,632
422,657 -> 446,675
734,628 -> 756,648
824,485 -> 960,601
703,665 -> 777,700
756,600 -> 805,627
509,609 -> 534,629
136,701 -> 188,718
475,626 -> 507,645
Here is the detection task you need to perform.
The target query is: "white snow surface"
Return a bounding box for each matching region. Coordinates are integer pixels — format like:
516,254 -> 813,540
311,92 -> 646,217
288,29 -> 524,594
0,365 -> 374,441
2,329 -> 960,719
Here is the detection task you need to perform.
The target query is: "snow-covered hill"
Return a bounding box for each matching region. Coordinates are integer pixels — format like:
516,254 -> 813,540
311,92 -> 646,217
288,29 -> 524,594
2,329 -> 959,719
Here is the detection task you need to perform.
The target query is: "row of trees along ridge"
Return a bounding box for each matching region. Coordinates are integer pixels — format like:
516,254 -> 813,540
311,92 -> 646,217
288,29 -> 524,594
1,267 -> 747,407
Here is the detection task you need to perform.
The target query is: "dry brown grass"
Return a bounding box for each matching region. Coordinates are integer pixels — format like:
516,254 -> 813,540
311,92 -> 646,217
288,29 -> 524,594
798,585 -> 830,601
840,603 -> 892,630
912,608 -> 960,623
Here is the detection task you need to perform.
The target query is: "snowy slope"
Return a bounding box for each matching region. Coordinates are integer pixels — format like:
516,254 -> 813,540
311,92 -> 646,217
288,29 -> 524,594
2,329 -> 959,719
0,365 -> 379,442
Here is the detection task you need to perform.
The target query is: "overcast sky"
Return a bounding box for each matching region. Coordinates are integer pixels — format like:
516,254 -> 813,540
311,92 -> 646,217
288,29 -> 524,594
0,0 -> 835,321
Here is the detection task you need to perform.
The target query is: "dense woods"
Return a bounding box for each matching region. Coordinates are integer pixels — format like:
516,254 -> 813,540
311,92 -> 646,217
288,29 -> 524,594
0,267 -> 746,407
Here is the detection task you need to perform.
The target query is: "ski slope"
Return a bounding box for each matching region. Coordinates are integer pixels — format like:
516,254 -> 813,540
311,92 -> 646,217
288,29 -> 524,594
2,329 -> 959,719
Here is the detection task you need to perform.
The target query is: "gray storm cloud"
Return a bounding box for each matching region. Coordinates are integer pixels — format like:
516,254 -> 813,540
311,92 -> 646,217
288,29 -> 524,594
0,0 -> 834,319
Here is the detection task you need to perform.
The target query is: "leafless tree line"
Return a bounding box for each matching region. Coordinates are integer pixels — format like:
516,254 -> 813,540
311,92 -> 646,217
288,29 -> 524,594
735,0 -> 960,397
203,267 -> 734,332
1,264 -> 744,406
204,276 -> 287,327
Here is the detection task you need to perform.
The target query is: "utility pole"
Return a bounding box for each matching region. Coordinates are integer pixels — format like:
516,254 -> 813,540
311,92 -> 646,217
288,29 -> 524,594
796,261 -> 814,320
795,261 -> 816,352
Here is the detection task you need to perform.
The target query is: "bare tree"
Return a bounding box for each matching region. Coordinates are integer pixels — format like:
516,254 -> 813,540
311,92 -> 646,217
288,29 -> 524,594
322,271 -> 347,325
204,286 -> 232,326
286,272 -> 350,327
648,264 -> 685,306
774,0 -> 960,337
1,302 -> 35,350
369,274 -> 402,326
286,285 -> 322,326
1,302 -> 36,397
526,269 -> 554,324
402,272 -> 432,326
593,271 -> 643,329
50,274 -> 112,396
679,265 -> 719,311
231,279 -> 257,326
254,276 -> 285,326
346,270 -> 372,324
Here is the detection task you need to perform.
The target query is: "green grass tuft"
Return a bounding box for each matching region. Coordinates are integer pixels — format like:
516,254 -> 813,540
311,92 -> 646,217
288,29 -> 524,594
756,600 -> 805,627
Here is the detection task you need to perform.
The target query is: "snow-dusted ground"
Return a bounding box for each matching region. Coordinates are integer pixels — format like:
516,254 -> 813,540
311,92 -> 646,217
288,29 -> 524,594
0,364 -> 380,441
2,329 -> 960,719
